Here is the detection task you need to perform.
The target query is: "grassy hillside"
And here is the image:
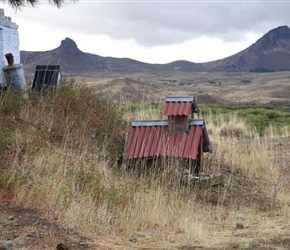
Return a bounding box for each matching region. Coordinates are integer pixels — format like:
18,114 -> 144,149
0,82 -> 290,249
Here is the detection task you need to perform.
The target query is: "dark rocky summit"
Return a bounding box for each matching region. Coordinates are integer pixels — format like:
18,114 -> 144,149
202,26 -> 290,72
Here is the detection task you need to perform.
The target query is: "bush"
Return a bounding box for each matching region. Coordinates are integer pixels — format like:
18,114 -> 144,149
1,80 -> 128,193
28,79 -> 127,162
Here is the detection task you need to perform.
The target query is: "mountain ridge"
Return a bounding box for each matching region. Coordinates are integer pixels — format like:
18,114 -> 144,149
201,25 -> 290,72
20,25 -> 290,77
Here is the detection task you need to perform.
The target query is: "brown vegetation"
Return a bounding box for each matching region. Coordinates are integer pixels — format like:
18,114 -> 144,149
71,70 -> 290,105
0,80 -> 290,249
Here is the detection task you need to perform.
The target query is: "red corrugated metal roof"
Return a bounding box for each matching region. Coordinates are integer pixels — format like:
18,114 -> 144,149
162,96 -> 198,116
124,123 -> 203,160
162,101 -> 193,116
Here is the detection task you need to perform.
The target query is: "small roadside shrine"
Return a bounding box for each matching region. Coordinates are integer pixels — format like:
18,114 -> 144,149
124,96 -> 212,176
0,9 -> 27,98
0,9 -> 20,88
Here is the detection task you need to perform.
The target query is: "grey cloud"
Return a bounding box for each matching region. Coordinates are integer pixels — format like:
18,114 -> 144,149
9,1 -> 290,47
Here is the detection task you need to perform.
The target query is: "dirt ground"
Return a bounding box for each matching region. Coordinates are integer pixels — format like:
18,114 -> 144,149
1,182 -> 290,249
1,137 -> 290,250
1,198 -> 290,250
0,195 -> 93,250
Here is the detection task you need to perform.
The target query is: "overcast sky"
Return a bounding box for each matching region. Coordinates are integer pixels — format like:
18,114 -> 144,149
0,0 -> 289,64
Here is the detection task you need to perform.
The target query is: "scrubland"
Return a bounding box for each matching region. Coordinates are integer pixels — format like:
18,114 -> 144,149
0,80 -> 290,249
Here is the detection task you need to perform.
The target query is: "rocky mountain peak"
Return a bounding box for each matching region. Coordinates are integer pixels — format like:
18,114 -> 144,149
254,25 -> 290,51
265,25 -> 290,39
60,37 -> 80,54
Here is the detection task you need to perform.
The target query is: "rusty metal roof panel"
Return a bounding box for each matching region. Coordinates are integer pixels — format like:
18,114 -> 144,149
124,123 -> 168,159
189,118 -> 212,153
168,126 -> 202,159
124,119 -> 207,160
162,96 -> 198,116
162,101 -> 193,116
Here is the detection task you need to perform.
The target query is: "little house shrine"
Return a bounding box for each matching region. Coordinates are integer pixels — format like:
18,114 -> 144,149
0,8 -> 20,88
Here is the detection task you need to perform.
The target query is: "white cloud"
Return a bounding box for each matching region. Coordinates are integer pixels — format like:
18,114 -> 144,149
0,1 -> 287,63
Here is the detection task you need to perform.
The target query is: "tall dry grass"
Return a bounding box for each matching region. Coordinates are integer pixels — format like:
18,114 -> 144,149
1,83 -> 290,248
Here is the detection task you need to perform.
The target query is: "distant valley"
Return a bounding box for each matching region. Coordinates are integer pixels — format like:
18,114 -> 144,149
20,26 -> 290,105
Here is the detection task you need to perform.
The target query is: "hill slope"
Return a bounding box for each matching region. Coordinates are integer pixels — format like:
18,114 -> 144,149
202,25 -> 290,72
21,38 -> 202,78
21,25 -> 290,77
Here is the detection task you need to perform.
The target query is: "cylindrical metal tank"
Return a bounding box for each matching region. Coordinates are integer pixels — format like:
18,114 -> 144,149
2,63 -> 28,99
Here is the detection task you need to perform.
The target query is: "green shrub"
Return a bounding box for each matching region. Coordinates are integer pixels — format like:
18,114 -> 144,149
199,103 -> 290,136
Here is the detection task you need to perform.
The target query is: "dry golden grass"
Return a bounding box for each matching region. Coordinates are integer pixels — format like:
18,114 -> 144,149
1,81 -> 290,249
71,71 -> 290,105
